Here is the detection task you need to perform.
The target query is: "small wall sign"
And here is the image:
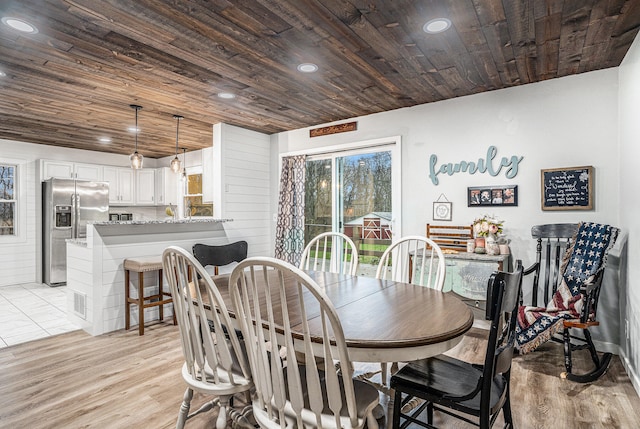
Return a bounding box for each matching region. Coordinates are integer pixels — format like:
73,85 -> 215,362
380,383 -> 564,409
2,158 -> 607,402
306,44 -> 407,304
432,194 -> 452,221
428,145 -> 524,185
310,121 -> 357,137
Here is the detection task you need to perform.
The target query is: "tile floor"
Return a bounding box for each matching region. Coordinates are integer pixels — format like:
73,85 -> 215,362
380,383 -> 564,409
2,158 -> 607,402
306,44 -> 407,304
0,283 -> 80,348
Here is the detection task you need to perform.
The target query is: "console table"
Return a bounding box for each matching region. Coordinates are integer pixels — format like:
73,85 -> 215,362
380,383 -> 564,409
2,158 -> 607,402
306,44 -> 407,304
442,252 -> 512,312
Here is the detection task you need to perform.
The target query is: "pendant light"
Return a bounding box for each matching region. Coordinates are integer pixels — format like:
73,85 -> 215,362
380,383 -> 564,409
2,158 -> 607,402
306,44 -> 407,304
170,115 -> 183,173
129,104 -> 144,169
181,148 -> 187,182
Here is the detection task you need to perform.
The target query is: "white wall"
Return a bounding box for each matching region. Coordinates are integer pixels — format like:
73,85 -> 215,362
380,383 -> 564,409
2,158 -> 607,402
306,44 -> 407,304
213,123 -> 272,260
0,139 -> 149,286
619,33 -> 640,394
274,68 -> 622,347
0,153 -> 35,285
275,68 -> 619,265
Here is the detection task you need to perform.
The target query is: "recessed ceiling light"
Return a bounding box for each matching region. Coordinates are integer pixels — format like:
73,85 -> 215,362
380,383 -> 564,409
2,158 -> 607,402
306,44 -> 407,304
297,63 -> 318,73
0,71 -> 6,77
423,18 -> 451,34
128,126 -> 139,133
98,137 -> 111,143
218,92 -> 236,99
2,17 -> 38,34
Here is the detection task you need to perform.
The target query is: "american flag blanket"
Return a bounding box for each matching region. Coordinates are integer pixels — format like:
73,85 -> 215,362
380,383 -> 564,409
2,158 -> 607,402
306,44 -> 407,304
515,222 -> 619,354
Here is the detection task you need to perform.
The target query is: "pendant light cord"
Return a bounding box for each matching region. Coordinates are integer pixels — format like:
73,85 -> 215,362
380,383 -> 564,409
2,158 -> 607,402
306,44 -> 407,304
134,106 -> 139,152
175,118 -> 179,153
173,115 -> 183,155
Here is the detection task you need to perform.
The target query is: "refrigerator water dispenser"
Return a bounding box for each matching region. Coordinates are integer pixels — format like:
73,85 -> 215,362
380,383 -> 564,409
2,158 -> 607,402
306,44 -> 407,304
55,205 -> 72,228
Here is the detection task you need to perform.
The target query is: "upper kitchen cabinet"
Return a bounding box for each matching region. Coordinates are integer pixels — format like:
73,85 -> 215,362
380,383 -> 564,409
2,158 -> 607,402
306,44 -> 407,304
103,166 -> 134,205
135,169 -> 156,205
155,167 -> 179,206
41,160 -> 103,181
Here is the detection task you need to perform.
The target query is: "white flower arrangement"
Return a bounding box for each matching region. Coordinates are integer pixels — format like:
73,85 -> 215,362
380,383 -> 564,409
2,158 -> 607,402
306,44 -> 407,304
473,215 -> 504,237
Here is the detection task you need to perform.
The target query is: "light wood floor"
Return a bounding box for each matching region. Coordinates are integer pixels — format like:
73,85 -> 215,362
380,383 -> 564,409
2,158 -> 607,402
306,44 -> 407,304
1,323 -> 639,428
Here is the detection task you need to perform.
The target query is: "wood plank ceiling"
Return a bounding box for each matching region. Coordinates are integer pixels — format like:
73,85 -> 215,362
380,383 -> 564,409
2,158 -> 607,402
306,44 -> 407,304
1,0 -> 639,159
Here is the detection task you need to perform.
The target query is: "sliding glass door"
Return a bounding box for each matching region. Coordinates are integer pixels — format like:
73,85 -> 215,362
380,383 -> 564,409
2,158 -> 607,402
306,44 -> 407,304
304,143 -> 399,276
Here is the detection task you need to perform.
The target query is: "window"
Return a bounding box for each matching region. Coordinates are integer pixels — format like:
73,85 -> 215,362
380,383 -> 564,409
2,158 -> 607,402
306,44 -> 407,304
0,164 -> 16,236
184,173 -> 213,217
299,137 -> 401,276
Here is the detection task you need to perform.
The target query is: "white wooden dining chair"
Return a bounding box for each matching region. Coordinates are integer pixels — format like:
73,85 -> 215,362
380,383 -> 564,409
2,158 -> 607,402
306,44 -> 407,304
374,235 -> 446,386
376,235 -> 445,289
229,256 -> 380,429
299,231 -> 359,276
162,246 -> 253,429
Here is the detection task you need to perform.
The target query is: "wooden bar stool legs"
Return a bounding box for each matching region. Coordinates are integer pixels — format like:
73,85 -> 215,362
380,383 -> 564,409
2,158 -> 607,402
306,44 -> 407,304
124,256 -> 175,335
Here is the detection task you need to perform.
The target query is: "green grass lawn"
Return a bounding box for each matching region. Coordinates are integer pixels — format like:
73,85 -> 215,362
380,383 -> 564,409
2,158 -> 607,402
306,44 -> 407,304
309,241 -> 388,266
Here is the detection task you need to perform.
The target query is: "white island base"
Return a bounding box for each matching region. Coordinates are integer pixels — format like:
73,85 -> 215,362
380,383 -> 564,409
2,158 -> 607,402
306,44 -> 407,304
66,219 -> 231,336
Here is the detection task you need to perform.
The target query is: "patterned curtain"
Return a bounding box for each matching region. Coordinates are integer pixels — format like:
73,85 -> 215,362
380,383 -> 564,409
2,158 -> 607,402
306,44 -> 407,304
274,155 -> 306,265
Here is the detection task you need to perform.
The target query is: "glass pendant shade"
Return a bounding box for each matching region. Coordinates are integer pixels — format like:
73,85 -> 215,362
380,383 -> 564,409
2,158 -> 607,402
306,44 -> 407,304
170,155 -> 181,172
129,104 -> 143,169
130,151 -> 143,169
171,115 -> 183,173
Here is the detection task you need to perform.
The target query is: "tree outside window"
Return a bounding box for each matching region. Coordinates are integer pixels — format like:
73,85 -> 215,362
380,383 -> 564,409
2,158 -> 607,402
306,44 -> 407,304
0,164 -> 16,236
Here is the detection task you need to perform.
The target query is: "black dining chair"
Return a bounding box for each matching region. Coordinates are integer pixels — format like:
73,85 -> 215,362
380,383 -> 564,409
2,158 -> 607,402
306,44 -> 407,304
192,241 -> 248,275
390,261 -> 523,429
192,241 -> 248,338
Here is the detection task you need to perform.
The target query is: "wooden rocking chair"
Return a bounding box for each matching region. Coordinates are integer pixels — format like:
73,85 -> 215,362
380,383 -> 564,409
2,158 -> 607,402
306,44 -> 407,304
516,222 -> 619,383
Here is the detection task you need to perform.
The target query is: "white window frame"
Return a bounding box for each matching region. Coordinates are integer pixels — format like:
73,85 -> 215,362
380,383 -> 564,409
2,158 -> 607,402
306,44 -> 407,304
0,158 -> 27,242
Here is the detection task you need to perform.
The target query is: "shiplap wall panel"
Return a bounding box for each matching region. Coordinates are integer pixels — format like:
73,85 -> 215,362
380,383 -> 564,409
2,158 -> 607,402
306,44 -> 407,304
214,123 -> 272,258
0,157 -> 36,286
66,223 -> 229,335
66,244 -> 95,332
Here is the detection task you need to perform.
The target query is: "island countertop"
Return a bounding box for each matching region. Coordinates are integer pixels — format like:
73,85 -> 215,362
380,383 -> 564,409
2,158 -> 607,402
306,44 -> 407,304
89,218 -> 232,236
67,217 -> 231,336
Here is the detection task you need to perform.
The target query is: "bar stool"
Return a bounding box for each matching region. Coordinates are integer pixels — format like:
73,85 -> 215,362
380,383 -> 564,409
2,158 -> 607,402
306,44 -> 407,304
124,256 -> 175,335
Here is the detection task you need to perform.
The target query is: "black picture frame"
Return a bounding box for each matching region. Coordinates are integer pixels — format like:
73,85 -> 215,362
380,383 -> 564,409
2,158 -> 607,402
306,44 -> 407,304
468,185 -> 518,207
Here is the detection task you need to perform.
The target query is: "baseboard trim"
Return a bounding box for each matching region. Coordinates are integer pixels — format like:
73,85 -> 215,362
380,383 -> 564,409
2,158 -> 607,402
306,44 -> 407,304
620,349 -> 640,398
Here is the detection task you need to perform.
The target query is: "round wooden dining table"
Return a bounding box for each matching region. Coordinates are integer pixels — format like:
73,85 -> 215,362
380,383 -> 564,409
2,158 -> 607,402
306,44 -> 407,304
200,270 -> 474,364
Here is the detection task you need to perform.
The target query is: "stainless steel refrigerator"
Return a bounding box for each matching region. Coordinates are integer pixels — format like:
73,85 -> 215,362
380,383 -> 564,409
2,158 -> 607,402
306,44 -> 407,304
42,178 -> 109,286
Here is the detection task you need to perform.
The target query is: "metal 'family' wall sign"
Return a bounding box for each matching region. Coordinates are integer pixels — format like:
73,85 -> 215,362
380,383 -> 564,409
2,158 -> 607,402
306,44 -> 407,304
428,145 -> 524,185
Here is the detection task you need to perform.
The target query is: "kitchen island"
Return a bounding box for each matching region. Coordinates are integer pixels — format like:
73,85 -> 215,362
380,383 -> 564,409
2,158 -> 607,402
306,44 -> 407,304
66,218 -> 231,336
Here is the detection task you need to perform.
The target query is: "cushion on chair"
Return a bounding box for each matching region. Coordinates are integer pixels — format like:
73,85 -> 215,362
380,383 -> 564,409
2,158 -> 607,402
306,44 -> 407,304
124,256 -> 163,272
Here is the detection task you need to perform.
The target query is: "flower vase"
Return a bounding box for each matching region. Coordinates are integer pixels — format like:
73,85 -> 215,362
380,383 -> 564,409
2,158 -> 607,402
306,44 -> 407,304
474,237 -> 486,254
486,234 -> 500,255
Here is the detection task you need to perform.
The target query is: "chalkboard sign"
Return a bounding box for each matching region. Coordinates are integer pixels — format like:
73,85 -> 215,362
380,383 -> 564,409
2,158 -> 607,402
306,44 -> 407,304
541,166 -> 594,210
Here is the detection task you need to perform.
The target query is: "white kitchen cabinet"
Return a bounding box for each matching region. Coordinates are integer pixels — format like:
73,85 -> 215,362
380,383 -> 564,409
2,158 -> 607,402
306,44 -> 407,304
42,160 -> 73,179
135,169 -> 156,205
155,167 -> 179,206
41,160 -> 103,181
103,166 -> 134,205
74,163 -> 103,181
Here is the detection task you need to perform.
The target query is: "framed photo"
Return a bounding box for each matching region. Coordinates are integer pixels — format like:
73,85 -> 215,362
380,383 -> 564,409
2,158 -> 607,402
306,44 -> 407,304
468,185 -> 518,207
433,201 -> 452,221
